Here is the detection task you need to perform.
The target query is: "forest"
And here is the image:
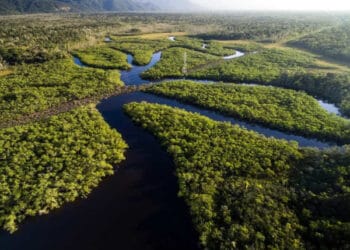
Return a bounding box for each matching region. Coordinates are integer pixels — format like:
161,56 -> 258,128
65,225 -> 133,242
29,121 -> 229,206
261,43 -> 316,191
109,35 -> 233,66
0,105 -> 127,233
141,43 -> 350,117
145,80 -> 350,143
124,101 -> 350,249
289,24 -> 350,62
142,47 -> 220,79
72,46 -> 131,69
0,58 -> 122,123
0,12 -> 344,65
144,46 -> 322,81
1,11 -> 350,250
109,37 -> 170,65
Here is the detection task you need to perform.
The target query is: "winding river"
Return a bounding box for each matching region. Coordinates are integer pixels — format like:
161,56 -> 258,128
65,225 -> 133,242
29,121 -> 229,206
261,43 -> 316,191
0,46 -> 342,250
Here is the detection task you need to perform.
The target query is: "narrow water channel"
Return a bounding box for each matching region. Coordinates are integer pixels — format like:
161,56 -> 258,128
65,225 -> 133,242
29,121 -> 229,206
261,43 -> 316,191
121,52 -> 162,85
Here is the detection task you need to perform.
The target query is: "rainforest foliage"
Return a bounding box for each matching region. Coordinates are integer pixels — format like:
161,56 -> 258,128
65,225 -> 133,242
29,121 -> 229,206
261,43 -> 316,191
145,81 -> 350,143
143,47 -> 320,81
289,24 -> 350,62
187,48 -> 321,82
1,12 -> 350,249
218,41 -> 264,53
73,46 -> 131,70
173,37 -> 234,56
142,45 -> 350,117
0,59 -> 122,122
109,37 -> 171,65
0,105 -> 127,233
109,36 -> 234,66
124,102 -> 350,249
192,14 -> 337,42
272,72 -> 350,118
0,12 -> 343,65
142,47 -> 220,79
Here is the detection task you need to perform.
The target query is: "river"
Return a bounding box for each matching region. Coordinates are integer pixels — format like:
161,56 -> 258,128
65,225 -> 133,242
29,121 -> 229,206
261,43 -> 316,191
0,45 -> 342,250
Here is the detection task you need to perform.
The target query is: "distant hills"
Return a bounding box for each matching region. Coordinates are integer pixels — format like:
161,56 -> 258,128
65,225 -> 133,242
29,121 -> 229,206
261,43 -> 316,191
0,0 -> 201,14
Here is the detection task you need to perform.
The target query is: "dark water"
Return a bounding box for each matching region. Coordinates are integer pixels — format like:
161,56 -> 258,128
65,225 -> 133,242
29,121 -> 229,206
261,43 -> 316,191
0,92 -> 200,250
0,50 -> 338,250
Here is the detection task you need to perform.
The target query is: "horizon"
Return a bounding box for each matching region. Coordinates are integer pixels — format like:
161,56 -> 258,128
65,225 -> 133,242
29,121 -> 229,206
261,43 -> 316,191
191,0 -> 350,11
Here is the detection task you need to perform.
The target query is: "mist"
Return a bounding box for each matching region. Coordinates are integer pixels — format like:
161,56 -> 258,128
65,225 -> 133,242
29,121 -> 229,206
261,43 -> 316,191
190,0 -> 350,11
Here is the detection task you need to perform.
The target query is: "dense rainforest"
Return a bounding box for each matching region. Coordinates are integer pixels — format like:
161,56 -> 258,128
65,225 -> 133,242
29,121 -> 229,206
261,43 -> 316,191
110,37 -> 171,65
289,24 -> 350,63
144,46 -> 321,81
1,12 -> 350,249
73,46 -> 131,69
142,44 -> 350,117
142,47 -> 221,79
109,36 -> 233,66
145,81 -> 350,143
0,13 -> 344,65
0,59 -> 122,122
124,102 -> 350,249
0,105 -> 127,233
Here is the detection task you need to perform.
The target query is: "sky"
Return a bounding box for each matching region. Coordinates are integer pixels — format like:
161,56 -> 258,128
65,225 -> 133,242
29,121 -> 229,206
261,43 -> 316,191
191,0 -> 350,11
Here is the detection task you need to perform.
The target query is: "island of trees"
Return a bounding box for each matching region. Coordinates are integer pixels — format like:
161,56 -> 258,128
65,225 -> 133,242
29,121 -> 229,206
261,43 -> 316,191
145,80 -> 350,143
0,105 -> 127,233
124,101 -> 350,249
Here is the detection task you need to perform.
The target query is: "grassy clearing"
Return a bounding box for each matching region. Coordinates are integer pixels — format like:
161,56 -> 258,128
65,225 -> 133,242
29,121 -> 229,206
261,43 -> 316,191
0,69 -> 13,77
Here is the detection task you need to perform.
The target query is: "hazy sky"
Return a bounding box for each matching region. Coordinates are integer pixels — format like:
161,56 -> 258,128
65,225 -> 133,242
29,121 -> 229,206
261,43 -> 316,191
191,0 -> 350,11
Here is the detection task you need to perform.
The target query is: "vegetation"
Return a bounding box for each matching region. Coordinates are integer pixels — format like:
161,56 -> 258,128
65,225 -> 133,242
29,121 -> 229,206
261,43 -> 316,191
0,13 -> 181,65
1,12 -> 350,249
73,46 -> 131,70
124,101 -> 350,249
173,37 -> 234,56
0,59 -> 123,122
109,36 -> 234,66
292,146 -> 350,249
143,47 -> 325,80
0,12 -> 341,64
0,105 -> 127,233
110,37 -> 171,65
0,15 -> 104,64
142,45 -> 350,117
273,72 -> 350,118
188,48 -> 321,82
145,81 -> 350,143
142,47 -> 220,79
218,40 -> 264,53
289,24 -> 350,62
191,14 -> 337,42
